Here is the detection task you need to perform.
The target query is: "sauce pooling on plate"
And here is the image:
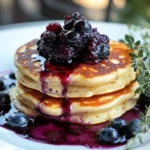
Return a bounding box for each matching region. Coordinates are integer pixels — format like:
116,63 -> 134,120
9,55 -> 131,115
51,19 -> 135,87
0,71 -> 143,148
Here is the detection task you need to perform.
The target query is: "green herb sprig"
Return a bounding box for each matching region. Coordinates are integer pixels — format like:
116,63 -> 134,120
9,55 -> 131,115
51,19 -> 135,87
119,24 -> 150,149
120,34 -> 150,96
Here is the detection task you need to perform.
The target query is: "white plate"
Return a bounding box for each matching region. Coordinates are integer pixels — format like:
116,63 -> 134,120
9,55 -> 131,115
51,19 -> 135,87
0,21 -> 149,150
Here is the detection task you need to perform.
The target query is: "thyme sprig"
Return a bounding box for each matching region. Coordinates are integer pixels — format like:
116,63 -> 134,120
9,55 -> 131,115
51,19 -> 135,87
120,24 -> 150,149
120,34 -> 150,96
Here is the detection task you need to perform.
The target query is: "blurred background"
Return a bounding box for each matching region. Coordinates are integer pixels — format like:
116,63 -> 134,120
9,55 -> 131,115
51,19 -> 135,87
0,0 -> 150,26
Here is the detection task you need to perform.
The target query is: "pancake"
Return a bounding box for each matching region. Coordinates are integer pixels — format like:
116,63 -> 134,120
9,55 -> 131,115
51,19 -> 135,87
9,82 -> 139,124
14,40 -> 136,98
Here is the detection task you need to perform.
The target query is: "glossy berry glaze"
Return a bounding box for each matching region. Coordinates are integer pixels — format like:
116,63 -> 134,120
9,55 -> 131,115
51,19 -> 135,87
0,71 -> 144,149
36,12 -> 110,116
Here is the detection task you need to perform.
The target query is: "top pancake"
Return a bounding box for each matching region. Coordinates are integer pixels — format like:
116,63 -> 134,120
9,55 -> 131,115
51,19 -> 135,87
14,40 -> 136,97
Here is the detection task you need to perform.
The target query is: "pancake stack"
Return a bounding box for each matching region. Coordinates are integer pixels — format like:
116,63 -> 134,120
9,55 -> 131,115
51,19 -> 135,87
9,40 -> 139,124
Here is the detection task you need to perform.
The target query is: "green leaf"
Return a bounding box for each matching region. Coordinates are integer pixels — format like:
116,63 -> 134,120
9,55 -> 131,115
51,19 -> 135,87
138,50 -> 143,57
138,136 -> 143,144
136,88 -> 141,93
140,112 -> 145,120
119,39 -> 125,43
129,53 -> 138,58
125,34 -> 134,43
135,41 -> 141,46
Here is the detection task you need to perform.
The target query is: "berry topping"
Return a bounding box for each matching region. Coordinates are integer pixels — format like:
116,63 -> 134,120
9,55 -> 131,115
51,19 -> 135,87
41,31 -> 56,42
46,22 -> 62,34
100,34 -> 109,44
6,112 -> 29,130
37,12 -> 110,65
108,118 -> 127,134
127,119 -> 141,137
48,45 -> 75,65
64,12 -> 85,30
0,80 -> 5,91
74,20 -> 92,33
66,30 -> 82,47
9,72 -> 16,80
98,127 -> 121,144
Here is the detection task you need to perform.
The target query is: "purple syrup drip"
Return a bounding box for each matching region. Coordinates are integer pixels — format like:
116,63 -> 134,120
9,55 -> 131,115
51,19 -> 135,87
32,54 -> 79,116
62,98 -> 70,116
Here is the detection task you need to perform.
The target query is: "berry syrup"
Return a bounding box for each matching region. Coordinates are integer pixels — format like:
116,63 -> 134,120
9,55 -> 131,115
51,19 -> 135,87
32,54 -> 76,115
38,58 -> 80,116
0,71 -> 143,149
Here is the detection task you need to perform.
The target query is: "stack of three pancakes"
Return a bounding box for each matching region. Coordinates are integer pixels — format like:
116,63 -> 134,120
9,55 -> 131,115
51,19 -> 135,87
9,40 -> 139,124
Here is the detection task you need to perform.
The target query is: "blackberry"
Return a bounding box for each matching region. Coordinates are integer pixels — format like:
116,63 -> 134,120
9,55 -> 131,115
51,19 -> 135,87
37,40 -> 52,58
41,31 -> 56,43
49,45 -> 75,65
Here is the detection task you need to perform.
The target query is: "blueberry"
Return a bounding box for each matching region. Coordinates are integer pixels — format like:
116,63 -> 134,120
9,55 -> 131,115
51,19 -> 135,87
72,12 -> 81,19
9,82 -> 16,88
109,118 -> 127,134
100,34 -> 109,44
46,22 -> 62,34
74,20 -> 92,33
0,93 -> 10,107
6,112 -> 29,130
0,80 -> 5,91
98,127 -> 121,144
98,44 -> 109,60
64,20 -> 74,30
9,72 -> 16,80
64,12 -> 86,30
66,30 -> 82,47
0,105 -> 11,115
64,18 -> 75,30
127,119 -> 141,137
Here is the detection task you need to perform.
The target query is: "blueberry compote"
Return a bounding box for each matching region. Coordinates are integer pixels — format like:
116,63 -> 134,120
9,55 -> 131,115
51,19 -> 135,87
36,12 -> 110,115
0,71 -> 148,148
37,12 -> 109,65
